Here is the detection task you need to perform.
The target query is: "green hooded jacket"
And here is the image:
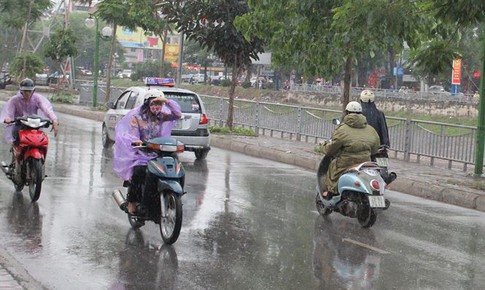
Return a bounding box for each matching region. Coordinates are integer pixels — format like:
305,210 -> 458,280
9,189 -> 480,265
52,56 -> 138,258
322,113 -> 380,193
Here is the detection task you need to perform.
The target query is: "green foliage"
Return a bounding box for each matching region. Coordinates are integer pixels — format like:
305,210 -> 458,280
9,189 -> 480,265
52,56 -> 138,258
44,28 -> 79,63
10,53 -> 44,80
0,0 -> 53,29
132,60 -> 175,81
241,81 -> 252,88
50,93 -> 74,104
220,79 -> 232,87
209,126 -> 257,136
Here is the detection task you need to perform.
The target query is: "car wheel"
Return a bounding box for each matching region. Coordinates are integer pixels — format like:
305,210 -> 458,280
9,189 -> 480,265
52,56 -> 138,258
194,149 -> 209,160
102,124 -> 114,148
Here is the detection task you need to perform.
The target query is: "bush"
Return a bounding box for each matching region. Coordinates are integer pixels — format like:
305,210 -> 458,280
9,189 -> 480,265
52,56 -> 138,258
220,79 -> 232,87
50,92 -> 74,104
241,81 -> 252,89
209,125 -> 257,136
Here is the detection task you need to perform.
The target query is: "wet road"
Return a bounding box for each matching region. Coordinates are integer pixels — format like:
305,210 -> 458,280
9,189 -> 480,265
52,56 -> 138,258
0,113 -> 484,290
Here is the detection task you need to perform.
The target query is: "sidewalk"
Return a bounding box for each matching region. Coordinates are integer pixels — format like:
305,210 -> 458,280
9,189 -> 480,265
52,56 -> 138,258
1,90 -> 485,213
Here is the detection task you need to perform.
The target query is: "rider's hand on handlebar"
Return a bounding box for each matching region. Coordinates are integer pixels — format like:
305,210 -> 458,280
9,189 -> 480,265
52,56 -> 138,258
52,121 -> 59,137
3,117 -> 12,124
132,140 -> 143,146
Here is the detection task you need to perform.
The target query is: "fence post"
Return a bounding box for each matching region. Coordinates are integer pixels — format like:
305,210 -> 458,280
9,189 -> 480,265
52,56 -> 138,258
404,118 -> 413,162
255,102 -> 260,136
297,106 -> 302,141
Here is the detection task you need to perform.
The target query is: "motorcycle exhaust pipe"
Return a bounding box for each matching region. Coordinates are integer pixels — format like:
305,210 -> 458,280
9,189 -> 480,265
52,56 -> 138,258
112,189 -> 128,212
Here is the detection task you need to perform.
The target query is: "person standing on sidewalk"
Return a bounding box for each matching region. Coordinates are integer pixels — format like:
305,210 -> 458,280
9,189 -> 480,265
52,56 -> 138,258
318,101 -> 380,199
359,89 -> 390,147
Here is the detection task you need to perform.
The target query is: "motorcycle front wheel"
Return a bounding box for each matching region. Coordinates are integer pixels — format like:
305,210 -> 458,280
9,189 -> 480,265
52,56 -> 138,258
357,204 -> 377,228
28,158 -> 43,202
159,191 -> 182,245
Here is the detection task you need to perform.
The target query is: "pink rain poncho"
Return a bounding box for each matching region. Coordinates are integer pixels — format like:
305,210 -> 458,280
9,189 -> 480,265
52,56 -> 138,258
113,99 -> 182,181
0,91 -> 58,143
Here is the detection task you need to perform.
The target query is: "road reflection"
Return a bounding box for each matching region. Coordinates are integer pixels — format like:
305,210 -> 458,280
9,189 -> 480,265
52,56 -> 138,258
7,193 -> 43,253
111,229 -> 179,290
312,216 -> 382,289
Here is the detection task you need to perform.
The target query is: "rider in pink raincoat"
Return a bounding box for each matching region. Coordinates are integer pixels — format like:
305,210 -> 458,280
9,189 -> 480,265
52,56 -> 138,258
113,91 -> 181,213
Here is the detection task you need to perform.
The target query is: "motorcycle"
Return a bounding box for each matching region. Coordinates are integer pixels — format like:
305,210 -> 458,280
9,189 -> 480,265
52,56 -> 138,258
112,137 -> 186,245
1,115 -> 51,202
315,153 -> 395,228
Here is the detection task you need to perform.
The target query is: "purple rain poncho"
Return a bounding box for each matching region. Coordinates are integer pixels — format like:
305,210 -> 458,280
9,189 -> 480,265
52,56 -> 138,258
113,99 -> 182,181
0,91 -> 58,143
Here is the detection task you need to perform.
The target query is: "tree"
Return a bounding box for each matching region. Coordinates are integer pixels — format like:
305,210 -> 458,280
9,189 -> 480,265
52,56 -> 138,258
10,53 -> 44,80
96,0 -> 136,102
163,0 -> 264,129
237,0 -> 431,111
43,28 -> 79,89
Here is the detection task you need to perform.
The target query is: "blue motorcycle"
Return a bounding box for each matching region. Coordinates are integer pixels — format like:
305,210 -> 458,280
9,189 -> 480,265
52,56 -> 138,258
315,155 -> 393,228
112,137 -> 185,244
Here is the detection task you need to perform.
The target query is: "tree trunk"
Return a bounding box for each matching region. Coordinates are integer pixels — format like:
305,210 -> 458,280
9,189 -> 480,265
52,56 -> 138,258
105,24 -> 118,103
227,61 -> 237,129
342,55 -> 352,112
159,28 -> 168,77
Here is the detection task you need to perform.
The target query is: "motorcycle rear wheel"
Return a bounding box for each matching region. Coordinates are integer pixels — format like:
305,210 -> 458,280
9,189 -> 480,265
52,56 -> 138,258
159,191 -> 182,245
315,193 -> 332,216
29,159 -> 43,202
357,204 -> 377,228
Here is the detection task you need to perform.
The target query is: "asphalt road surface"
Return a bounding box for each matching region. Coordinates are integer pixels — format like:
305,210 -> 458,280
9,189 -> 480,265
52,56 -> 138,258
0,112 -> 483,290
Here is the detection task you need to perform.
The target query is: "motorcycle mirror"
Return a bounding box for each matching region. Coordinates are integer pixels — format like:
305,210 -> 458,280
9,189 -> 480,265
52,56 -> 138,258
332,118 -> 341,125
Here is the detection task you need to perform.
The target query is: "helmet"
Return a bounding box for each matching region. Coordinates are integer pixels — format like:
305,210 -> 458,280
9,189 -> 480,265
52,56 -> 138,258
345,101 -> 362,113
360,89 -> 375,103
144,91 -> 165,104
19,78 -> 35,91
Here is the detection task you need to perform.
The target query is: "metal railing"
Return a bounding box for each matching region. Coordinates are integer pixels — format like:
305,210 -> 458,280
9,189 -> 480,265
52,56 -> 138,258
202,95 -> 479,172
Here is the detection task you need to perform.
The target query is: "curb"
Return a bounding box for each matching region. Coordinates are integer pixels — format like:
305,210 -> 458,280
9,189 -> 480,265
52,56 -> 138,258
210,136 -> 485,213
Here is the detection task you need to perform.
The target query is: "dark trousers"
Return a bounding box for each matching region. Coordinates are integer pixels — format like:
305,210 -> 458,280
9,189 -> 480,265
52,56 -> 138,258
127,166 -> 158,205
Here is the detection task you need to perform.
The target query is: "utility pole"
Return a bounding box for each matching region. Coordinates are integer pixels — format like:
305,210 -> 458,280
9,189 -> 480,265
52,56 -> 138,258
474,29 -> 485,177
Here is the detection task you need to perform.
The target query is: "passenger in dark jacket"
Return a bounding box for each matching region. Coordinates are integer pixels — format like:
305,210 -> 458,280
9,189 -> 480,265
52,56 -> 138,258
319,101 -> 380,198
360,90 -> 390,147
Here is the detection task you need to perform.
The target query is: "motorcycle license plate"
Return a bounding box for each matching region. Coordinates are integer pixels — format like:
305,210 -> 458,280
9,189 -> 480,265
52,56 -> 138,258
375,157 -> 389,167
368,195 -> 386,208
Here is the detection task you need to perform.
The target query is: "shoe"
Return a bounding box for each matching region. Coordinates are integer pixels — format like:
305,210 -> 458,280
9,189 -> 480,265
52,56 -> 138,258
321,191 -> 334,200
127,202 -> 138,214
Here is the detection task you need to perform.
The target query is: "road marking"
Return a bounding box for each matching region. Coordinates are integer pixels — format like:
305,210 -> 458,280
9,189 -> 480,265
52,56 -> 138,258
342,238 -> 390,254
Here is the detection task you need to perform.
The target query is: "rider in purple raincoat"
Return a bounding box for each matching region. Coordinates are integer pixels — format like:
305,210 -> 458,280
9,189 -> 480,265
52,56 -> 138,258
113,92 -> 181,214
0,78 -> 59,144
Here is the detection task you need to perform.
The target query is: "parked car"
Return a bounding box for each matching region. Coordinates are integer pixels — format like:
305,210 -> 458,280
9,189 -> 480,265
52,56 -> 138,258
102,77 -> 211,160
117,69 -> 133,79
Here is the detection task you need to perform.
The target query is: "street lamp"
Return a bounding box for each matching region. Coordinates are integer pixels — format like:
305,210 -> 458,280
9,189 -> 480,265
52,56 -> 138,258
85,15 -> 112,108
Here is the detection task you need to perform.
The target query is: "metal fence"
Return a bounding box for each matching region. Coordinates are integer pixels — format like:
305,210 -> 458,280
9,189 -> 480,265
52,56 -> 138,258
291,84 -> 478,104
201,95 -> 479,172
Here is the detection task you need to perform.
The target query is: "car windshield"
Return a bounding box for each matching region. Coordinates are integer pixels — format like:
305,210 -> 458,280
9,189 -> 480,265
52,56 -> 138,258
164,92 -> 201,113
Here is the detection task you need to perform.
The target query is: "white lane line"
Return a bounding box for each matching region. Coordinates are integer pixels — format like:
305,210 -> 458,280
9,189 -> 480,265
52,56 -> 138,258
342,238 -> 391,254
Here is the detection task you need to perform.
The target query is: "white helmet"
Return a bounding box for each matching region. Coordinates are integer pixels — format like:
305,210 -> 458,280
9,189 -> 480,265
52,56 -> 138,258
360,89 -> 375,103
345,101 -> 362,113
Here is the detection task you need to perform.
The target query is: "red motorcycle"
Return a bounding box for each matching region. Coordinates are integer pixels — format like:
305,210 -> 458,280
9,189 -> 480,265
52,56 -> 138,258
1,115 -> 51,202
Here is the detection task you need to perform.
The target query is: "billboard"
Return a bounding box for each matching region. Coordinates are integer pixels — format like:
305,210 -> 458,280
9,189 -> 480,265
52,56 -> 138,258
116,27 -> 180,65
451,58 -> 462,85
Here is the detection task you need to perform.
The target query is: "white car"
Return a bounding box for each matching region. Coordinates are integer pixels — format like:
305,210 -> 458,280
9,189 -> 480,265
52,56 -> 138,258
102,77 -> 211,159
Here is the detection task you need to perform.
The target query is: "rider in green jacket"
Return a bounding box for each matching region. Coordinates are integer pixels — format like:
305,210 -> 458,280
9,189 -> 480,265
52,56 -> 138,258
320,101 -> 380,199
